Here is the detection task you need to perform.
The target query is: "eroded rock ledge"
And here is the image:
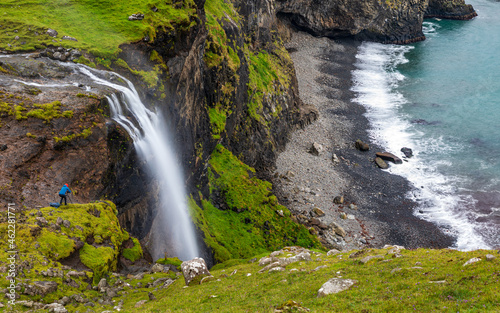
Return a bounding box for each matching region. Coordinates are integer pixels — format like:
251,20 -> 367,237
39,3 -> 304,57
275,0 -> 476,44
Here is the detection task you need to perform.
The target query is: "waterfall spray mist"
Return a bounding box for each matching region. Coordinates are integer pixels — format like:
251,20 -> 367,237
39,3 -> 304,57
76,66 -> 199,260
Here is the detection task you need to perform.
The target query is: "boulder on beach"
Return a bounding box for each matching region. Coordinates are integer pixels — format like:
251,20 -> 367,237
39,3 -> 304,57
308,142 -> 323,156
375,157 -> 388,169
355,139 -> 370,151
375,152 -> 402,164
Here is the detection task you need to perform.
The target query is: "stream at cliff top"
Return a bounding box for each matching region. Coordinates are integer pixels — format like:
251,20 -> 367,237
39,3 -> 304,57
352,0 -> 500,250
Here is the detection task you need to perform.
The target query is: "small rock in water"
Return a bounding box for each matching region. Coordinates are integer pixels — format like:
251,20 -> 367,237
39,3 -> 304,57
375,157 -> 389,169
355,139 -> 370,151
401,147 -> 413,158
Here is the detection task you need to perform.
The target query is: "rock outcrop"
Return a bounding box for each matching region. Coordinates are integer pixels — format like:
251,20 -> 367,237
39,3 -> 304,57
275,0 -> 476,44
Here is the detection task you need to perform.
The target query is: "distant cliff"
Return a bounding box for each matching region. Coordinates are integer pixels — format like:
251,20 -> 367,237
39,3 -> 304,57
275,0 -> 476,43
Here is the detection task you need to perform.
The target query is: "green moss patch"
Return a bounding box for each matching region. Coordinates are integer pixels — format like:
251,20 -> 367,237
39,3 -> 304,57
156,257 -> 182,271
122,237 -> 144,263
0,201 -> 133,292
189,145 -> 321,263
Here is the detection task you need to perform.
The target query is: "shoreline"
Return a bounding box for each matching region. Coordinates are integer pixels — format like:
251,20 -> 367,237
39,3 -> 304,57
274,31 -> 454,250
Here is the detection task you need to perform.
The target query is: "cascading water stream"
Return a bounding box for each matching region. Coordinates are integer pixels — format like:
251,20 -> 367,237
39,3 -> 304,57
71,66 -> 199,260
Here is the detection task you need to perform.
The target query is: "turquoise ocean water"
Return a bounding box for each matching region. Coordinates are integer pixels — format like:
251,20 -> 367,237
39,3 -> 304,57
352,0 -> 500,250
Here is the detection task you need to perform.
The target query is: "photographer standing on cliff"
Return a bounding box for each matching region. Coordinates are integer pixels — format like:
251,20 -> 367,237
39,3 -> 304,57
59,184 -> 72,206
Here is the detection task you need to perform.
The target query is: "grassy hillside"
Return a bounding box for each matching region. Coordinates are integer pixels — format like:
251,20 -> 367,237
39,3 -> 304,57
95,247 -> 499,312
0,0 -> 197,57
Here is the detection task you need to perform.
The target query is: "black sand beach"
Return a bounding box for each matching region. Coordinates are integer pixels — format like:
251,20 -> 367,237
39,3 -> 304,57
274,31 -> 454,250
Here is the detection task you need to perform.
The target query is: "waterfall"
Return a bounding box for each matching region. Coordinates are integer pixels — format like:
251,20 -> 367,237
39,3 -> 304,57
75,66 -> 199,260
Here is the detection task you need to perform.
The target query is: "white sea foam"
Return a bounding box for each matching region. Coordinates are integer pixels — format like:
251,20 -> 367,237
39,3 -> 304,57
351,42 -> 490,250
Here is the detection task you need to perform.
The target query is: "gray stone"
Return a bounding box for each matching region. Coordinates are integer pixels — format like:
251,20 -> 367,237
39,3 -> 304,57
312,207 -> 325,217
161,278 -> 175,289
317,278 -> 357,297
326,249 -> 341,256
148,292 -> 156,301
56,217 -> 63,225
46,28 -> 58,37
36,217 -> 48,226
128,13 -> 145,21
463,257 -> 481,266
332,153 -> 340,163
150,263 -> 168,273
152,277 -> 169,288
62,36 -> 77,41
308,142 -> 323,156
486,254 -> 496,261
135,300 -> 147,308
62,220 -> 71,228
360,255 -> 384,264
181,257 -> 211,286
45,303 -> 67,313
375,157 -> 389,169
333,195 -> 344,204
33,281 -> 58,296
330,222 -> 346,237
97,278 -> 108,292
401,147 -> 413,158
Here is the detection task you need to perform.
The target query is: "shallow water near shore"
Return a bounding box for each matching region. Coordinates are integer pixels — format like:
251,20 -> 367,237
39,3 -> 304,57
351,0 -> 500,250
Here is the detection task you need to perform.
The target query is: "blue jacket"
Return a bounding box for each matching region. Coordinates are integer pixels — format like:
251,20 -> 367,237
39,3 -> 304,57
59,186 -> 72,196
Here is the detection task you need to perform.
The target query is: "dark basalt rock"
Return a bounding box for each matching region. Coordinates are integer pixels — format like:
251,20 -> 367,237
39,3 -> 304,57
276,0 -> 476,44
401,147 -> 413,158
425,0 -> 477,19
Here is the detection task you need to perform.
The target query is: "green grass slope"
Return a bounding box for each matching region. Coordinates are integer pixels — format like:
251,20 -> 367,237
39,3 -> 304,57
0,0 -> 197,57
114,247 -> 499,312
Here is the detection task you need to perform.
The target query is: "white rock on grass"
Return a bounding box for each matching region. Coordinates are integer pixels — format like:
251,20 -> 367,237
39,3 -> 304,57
485,254 -> 496,261
327,249 -> 341,256
181,257 -> 211,286
463,257 -> 481,266
317,278 -> 357,297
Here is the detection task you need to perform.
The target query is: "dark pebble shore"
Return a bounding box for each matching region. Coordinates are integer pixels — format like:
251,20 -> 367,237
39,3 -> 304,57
275,31 -> 454,250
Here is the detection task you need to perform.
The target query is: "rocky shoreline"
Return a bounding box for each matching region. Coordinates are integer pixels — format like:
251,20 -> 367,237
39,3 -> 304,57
274,31 -> 454,251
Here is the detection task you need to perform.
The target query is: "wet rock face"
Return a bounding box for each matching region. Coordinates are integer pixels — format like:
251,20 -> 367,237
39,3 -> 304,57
276,0 -> 476,43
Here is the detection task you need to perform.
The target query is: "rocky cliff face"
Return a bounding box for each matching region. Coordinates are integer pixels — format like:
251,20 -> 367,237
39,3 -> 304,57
0,0 -> 478,264
275,0 -> 476,44
425,0 -> 477,19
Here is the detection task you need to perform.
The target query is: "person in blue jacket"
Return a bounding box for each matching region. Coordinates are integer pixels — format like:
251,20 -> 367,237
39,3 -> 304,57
59,184 -> 72,205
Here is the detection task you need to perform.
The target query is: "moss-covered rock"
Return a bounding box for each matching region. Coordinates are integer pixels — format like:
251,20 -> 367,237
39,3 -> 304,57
0,201 -> 141,289
189,145 -> 322,263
